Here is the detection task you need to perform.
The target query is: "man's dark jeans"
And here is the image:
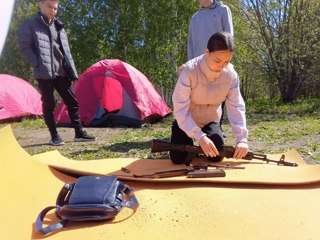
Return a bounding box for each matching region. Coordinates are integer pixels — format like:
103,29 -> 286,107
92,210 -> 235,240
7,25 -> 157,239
38,77 -> 82,138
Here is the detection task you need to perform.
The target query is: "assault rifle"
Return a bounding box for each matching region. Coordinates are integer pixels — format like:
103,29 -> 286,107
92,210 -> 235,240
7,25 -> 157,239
151,139 -> 298,167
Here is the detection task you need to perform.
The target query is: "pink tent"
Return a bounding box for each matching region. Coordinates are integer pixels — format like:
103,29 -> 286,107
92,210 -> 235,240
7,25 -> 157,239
0,74 -> 42,121
54,59 -> 171,127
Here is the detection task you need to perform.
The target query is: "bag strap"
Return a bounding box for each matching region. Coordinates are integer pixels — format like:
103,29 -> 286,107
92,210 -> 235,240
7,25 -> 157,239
35,183 -> 73,235
118,182 -> 139,211
35,206 -> 68,235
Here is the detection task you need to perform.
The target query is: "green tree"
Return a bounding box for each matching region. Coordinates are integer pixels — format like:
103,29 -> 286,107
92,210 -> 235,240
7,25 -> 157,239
239,0 -> 320,102
228,0 -> 267,100
0,0 -> 38,84
2,0 -> 318,103
58,0 -> 196,103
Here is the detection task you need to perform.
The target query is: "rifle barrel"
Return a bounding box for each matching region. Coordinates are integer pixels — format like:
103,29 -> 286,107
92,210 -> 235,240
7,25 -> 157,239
246,152 -> 298,167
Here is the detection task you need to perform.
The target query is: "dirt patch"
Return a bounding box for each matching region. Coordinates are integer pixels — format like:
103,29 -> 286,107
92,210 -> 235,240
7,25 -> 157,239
13,126 -> 123,153
10,125 -> 317,165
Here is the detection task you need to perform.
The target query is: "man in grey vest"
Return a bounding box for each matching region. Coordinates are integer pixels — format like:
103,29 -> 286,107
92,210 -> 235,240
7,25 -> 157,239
18,0 -> 95,146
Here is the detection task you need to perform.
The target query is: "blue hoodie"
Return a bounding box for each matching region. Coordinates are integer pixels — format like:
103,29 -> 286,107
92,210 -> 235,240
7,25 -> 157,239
187,2 -> 233,60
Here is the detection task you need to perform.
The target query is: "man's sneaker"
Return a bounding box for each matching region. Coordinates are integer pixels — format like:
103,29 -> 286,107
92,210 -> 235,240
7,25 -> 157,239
49,134 -> 65,146
74,130 -> 96,142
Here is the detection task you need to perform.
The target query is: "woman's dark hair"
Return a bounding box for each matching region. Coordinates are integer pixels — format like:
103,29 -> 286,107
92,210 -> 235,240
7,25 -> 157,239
207,32 -> 234,52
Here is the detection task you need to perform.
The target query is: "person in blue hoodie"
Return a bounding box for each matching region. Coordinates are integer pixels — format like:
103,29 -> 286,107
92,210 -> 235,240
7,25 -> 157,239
188,0 -> 233,60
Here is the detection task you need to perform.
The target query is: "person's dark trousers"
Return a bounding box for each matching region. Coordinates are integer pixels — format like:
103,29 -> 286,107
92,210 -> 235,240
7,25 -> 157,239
169,120 -> 224,164
38,77 -> 82,138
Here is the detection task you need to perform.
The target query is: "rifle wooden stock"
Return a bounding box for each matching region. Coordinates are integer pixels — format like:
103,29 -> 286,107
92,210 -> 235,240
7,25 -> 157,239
151,139 -> 298,167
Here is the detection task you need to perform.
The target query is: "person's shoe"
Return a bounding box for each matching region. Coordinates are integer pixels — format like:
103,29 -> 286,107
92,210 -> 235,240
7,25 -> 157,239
74,130 -> 96,142
49,134 -> 65,146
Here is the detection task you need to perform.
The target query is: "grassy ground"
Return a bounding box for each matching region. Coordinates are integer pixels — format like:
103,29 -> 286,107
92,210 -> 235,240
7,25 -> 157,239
1,98 -> 319,164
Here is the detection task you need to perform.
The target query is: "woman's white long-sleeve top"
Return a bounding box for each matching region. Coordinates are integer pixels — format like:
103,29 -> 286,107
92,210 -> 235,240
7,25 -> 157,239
172,54 -> 248,143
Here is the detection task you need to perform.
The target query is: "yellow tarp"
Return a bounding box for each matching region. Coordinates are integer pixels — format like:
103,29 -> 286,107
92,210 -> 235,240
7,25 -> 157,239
1,125 -> 320,240
34,148 -> 320,185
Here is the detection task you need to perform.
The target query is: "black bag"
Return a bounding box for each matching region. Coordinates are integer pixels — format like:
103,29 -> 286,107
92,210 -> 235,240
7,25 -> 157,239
36,175 -> 139,235
62,56 -> 78,81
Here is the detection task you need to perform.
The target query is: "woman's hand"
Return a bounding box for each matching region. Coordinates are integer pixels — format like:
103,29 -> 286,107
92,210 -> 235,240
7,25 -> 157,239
199,135 -> 219,158
233,142 -> 249,159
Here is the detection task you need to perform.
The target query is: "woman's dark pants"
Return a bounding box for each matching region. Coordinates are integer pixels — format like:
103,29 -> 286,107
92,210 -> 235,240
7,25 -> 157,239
169,120 -> 224,164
